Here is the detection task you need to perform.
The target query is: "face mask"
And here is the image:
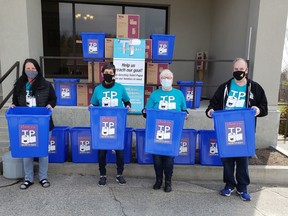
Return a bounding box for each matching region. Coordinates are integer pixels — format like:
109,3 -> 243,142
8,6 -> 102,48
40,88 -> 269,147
25,70 -> 38,79
233,70 -> 246,81
103,74 -> 114,83
161,79 -> 173,89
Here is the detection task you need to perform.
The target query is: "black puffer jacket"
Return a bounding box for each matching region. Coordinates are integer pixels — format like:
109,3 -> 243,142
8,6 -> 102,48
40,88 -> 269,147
205,78 -> 268,118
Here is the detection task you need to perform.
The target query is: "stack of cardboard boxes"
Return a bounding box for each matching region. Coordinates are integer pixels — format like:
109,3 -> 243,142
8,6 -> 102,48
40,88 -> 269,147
78,13 -> 170,106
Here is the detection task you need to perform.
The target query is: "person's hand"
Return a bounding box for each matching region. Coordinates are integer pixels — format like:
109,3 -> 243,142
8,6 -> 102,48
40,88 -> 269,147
9,104 -> 15,109
46,104 -> 53,110
207,109 -> 214,118
185,113 -> 189,120
89,104 -> 94,107
126,105 -> 131,112
251,106 -> 260,116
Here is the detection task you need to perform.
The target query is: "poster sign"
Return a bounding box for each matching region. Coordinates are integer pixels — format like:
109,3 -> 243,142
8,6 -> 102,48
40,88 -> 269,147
113,39 -> 146,114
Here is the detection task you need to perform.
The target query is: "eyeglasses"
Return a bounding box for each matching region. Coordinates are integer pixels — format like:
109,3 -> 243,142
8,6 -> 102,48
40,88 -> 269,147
160,76 -> 173,80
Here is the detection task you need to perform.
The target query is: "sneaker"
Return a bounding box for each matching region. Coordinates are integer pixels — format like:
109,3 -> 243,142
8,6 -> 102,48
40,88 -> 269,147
220,188 -> 234,196
98,176 -> 107,186
237,191 -> 251,201
116,175 -> 126,185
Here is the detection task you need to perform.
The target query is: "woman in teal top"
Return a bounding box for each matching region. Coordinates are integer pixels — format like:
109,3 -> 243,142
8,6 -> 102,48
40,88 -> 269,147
90,63 -> 131,187
142,69 -> 189,192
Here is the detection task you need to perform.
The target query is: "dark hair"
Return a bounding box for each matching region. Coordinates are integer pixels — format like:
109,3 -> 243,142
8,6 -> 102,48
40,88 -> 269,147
14,58 -> 44,96
101,63 -> 116,74
22,58 -> 42,76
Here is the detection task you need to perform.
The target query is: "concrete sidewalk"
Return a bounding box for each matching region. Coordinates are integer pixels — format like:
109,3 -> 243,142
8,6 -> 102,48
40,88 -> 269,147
0,174 -> 287,216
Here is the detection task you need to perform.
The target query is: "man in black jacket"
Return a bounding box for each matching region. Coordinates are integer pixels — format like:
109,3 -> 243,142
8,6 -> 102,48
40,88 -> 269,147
206,57 -> 268,201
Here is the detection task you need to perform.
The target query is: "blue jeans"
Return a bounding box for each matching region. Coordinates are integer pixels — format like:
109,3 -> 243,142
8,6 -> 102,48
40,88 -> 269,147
98,150 -> 124,176
23,131 -> 51,182
221,157 -> 250,192
152,154 -> 174,179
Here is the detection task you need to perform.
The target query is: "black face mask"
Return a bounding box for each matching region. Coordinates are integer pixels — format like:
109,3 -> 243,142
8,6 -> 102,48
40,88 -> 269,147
233,71 -> 246,81
103,74 -> 114,83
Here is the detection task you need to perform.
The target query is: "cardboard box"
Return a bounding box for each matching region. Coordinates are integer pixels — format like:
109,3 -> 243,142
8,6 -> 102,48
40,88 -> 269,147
196,51 -> 208,70
77,84 -> 94,106
145,39 -> 152,62
88,62 -> 106,83
146,63 -> 169,84
105,38 -> 114,59
116,14 -> 140,39
144,86 -> 156,105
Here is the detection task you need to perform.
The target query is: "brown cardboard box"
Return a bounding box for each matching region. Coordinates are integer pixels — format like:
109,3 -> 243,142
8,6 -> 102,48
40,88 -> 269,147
88,62 -> 107,83
144,86 -> 156,105
145,39 -> 152,62
105,38 -> 114,59
77,84 -> 94,106
116,14 -> 140,39
146,63 -> 169,84
196,51 -> 208,70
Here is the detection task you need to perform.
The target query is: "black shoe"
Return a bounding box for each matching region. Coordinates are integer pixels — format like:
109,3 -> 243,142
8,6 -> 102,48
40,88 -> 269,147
164,175 -> 172,192
98,176 -> 107,186
164,184 -> 172,192
116,175 -> 126,185
153,179 -> 162,190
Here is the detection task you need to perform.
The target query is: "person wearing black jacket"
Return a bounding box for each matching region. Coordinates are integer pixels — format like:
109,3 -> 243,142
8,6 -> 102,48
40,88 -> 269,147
206,57 -> 268,201
12,58 -> 57,190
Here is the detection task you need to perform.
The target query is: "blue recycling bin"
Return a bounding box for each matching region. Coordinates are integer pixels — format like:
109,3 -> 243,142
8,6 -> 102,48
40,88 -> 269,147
135,129 -> 153,164
6,107 -> 52,158
48,126 -> 70,163
53,78 -> 79,106
213,109 -> 256,158
89,106 -> 128,150
81,32 -> 106,62
150,34 -> 175,64
106,128 -> 133,163
198,130 -> 222,166
174,129 -> 197,165
177,81 -> 203,109
145,109 -> 186,156
70,127 -> 98,163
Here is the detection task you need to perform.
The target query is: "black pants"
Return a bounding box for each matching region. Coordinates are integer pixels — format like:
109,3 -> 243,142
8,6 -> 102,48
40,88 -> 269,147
98,150 -> 124,176
152,154 -> 174,179
221,157 -> 250,192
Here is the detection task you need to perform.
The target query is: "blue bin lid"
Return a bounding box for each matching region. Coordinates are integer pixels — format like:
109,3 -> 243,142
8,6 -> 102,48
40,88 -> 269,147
53,78 -> 80,83
150,34 -> 175,39
80,32 -> 106,36
177,80 -> 203,85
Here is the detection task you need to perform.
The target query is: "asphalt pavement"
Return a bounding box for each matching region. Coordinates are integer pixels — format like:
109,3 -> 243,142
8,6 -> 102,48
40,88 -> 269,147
1,173 -> 288,216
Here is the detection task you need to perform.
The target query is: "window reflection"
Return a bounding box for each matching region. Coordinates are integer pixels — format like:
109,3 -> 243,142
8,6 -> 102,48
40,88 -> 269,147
42,0 -> 167,78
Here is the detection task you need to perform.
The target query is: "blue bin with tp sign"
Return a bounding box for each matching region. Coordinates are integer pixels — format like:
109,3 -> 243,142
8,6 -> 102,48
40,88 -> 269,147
81,32 -> 105,62
89,106 -> 128,150
53,78 -> 79,106
174,129 -> 197,165
6,107 -> 52,158
70,127 -> 98,163
145,109 -> 186,156
177,81 -> 203,109
198,130 -> 222,166
150,34 -> 175,64
135,129 -> 153,164
213,109 -> 256,158
106,128 -> 133,163
48,126 -> 70,163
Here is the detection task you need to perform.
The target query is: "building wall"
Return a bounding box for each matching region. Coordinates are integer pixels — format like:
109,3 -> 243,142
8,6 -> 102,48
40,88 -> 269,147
0,0 -> 43,101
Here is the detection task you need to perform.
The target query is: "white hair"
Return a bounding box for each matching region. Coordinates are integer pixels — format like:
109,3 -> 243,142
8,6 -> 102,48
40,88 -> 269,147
159,69 -> 173,79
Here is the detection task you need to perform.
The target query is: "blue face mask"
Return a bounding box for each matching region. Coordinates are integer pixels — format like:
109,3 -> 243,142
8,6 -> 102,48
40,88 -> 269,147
25,70 -> 38,79
161,79 -> 173,89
